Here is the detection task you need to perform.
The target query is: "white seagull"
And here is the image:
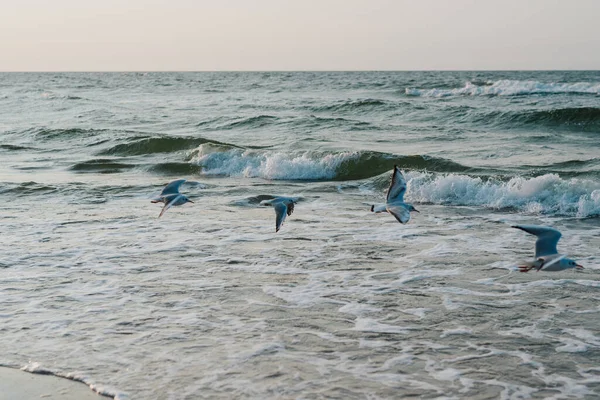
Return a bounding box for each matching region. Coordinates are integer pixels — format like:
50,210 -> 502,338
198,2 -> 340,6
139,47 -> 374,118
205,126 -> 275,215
370,165 -> 419,224
260,197 -> 296,232
512,225 -> 584,272
151,179 -> 194,218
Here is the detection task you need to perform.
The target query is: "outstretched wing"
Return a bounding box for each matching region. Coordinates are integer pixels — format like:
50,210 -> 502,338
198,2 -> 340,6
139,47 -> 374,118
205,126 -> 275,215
274,202 -> 288,232
387,204 -> 411,224
512,225 -> 562,258
386,166 -> 407,203
161,179 -> 186,196
158,194 -> 183,218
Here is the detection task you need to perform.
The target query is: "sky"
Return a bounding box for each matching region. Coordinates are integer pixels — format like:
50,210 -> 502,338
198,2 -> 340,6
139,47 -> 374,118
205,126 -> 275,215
1,0 -> 599,71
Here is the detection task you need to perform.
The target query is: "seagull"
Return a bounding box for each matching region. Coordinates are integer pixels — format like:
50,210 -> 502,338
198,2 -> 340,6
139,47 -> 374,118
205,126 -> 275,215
370,165 -> 419,224
512,225 -> 584,272
260,197 -> 296,232
151,179 -> 194,218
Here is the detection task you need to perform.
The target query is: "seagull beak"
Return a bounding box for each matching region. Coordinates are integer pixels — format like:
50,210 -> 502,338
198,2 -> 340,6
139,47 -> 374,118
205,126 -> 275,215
413,208 -> 420,213
576,264 -> 584,270
188,200 -> 194,203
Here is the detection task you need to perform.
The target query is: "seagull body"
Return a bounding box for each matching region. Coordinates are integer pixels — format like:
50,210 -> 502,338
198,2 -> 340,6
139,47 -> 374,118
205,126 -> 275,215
151,179 -> 194,218
512,225 -> 583,272
371,165 -> 419,224
260,197 -> 296,232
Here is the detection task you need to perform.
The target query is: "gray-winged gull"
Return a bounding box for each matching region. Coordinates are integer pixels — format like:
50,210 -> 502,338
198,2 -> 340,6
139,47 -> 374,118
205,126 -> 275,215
151,179 -> 194,218
512,225 -> 584,272
260,197 -> 297,232
370,165 -> 419,224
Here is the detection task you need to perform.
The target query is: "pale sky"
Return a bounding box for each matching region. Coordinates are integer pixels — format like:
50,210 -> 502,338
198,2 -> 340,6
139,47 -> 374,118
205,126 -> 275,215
1,0 -> 599,71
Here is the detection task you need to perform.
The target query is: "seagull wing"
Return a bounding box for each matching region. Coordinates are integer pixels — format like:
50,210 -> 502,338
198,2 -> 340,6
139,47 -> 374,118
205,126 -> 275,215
386,166 -> 407,203
274,202 -> 288,232
387,204 -> 411,224
161,179 -> 187,196
512,225 -> 562,258
158,194 -> 182,218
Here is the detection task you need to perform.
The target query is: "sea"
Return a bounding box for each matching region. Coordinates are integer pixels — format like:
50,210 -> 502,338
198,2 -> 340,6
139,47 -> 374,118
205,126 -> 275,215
0,71 -> 599,399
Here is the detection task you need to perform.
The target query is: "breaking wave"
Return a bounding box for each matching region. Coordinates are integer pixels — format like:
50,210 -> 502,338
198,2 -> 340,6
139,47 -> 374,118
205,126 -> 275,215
406,80 -> 600,97
190,145 -> 472,181
402,171 -> 600,218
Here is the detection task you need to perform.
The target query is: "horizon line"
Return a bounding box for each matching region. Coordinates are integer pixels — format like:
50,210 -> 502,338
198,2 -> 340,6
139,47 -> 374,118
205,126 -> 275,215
1,69 -> 600,73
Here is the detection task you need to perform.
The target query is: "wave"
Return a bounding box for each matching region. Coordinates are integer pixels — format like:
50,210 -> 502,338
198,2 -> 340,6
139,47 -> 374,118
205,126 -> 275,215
98,136 -> 237,156
146,162 -> 204,175
499,107 -> 600,132
0,181 -> 58,196
406,80 -> 600,97
309,98 -> 394,113
402,171 -> 600,218
35,128 -> 106,140
69,159 -> 136,173
216,115 -> 278,130
190,145 -> 474,181
0,144 -> 33,151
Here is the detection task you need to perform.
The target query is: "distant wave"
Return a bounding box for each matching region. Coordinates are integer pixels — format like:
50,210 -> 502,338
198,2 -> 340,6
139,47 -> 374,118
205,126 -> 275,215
190,145 -> 473,181
215,115 -> 278,130
495,107 -> 600,132
309,98 -> 394,113
196,114 -> 384,132
402,171 -> 600,218
406,80 -> 600,97
35,128 -> 106,140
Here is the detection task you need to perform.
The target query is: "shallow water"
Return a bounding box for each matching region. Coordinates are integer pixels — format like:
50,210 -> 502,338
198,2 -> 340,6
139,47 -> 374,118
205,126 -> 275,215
1,71 -> 599,399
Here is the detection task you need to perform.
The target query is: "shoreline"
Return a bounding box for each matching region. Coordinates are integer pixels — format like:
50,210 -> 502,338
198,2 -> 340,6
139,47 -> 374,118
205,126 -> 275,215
0,367 -> 112,400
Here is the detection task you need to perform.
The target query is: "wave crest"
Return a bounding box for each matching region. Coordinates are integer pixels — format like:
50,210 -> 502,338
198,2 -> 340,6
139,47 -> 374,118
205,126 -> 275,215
190,146 -> 471,181
310,98 -> 393,113
404,172 -> 600,218
406,80 -> 600,97
98,136 -> 235,156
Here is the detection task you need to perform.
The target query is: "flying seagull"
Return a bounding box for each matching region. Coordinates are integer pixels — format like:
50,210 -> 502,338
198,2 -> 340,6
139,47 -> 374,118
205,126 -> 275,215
370,165 -> 419,224
512,225 -> 583,272
151,179 -> 194,218
260,197 -> 296,232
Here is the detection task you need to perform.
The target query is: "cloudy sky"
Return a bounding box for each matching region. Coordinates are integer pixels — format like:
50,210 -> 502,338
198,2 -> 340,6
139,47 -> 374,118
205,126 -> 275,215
1,0 -> 599,71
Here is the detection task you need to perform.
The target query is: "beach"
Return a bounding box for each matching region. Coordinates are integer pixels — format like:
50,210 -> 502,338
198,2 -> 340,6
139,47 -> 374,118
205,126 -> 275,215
0,71 -> 599,399
0,367 -> 108,399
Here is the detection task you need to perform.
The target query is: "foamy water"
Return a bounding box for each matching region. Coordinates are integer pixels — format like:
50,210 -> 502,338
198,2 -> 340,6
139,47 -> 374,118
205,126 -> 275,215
1,71 -> 599,399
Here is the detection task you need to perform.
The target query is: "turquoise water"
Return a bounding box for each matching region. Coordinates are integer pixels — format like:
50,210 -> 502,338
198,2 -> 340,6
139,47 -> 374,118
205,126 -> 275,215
1,71 -> 599,399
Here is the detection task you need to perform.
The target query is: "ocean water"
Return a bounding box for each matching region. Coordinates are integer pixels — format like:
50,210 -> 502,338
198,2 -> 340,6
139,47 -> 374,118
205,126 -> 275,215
1,71 -> 599,399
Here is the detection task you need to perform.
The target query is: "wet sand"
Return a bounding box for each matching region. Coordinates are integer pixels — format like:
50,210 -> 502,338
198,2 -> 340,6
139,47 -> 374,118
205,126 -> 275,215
0,367 -> 109,400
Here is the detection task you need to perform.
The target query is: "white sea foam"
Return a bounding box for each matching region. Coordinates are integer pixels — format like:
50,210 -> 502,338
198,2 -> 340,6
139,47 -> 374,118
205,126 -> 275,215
338,302 -> 381,316
191,143 -> 600,218
405,171 -> 600,218
406,80 -> 600,97
192,144 -> 358,180
563,328 -> 600,346
353,318 -> 415,334
555,338 -> 589,353
21,362 -> 126,399
440,327 -> 473,338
